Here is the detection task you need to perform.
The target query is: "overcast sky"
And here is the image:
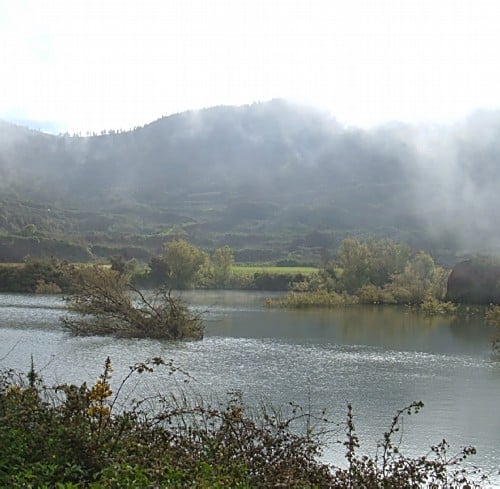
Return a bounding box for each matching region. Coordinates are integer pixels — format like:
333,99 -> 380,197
1,0 -> 500,133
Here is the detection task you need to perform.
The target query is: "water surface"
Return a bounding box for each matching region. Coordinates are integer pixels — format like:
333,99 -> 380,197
1,291 -> 499,483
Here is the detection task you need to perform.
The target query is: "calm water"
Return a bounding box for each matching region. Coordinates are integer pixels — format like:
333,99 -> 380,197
1,291 -> 499,483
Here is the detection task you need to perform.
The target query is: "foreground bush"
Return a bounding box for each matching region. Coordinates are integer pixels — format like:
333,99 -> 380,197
331,402 -> 485,488
0,358 -> 331,487
0,358 -> 488,488
62,266 -> 203,340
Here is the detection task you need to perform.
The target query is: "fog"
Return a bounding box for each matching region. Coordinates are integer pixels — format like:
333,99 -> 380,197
1,100 -> 500,256
408,111 -> 500,251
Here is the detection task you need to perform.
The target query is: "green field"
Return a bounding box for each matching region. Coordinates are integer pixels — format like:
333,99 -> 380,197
231,265 -> 317,277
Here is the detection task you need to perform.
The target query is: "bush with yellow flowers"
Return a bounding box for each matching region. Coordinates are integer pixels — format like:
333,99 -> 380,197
0,357 -> 488,488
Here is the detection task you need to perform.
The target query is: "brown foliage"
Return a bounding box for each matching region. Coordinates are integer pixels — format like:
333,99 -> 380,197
62,266 -> 203,339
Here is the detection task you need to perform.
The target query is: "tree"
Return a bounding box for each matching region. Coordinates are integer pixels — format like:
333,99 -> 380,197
62,266 -> 203,340
211,246 -> 234,287
388,251 -> 448,304
162,240 -> 208,289
335,238 -> 371,293
335,238 -> 411,293
109,256 -> 141,277
148,255 -> 170,285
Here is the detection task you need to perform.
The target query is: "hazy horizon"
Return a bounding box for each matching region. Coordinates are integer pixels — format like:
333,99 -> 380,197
2,0 -> 500,134
2,98 -> 500,137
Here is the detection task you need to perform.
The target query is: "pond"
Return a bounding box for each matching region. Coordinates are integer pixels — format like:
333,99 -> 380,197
1,291 -> 499,483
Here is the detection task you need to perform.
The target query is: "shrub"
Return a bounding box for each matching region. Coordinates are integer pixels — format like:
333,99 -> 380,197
267,290 -> 357,308
62,266 -> 203,339
419,295 -> 458,316
0,358 -> 488,488
0,258 -> 76,293
35,279 -> 63,294
330,402 -> 486,488
357,284 -> 396,305
0,358 -> 333,487
225,272 -> 256,290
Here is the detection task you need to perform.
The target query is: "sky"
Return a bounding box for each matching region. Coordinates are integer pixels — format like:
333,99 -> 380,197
1,0 -> 500,134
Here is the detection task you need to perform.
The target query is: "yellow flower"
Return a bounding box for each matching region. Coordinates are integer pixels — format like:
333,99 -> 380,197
6,385 -> 22,395
89,380 -> 112,401
87,405 -> 111,417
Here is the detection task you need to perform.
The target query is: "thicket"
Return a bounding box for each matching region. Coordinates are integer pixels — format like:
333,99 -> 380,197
145,240 -> 306,291
0,238 -> 475,309
146,239 -> 231,289
0,247 -> 309,294
0,258 -> 77,293
273,238 -> 456,313
0,358 -> 487,488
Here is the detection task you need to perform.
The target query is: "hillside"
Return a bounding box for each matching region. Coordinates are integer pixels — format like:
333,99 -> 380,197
1,100 -> 500,263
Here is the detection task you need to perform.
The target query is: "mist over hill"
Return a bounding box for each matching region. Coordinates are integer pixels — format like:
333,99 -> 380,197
1,100 -> 500,263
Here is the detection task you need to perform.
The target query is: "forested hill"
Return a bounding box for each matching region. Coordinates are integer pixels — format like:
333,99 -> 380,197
1,100 -> 500,262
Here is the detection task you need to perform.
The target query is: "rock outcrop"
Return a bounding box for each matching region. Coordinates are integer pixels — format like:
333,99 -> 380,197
446,258 -> 500,304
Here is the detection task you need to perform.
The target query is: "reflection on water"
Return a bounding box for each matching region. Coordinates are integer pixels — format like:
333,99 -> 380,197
0,291 -> 499,482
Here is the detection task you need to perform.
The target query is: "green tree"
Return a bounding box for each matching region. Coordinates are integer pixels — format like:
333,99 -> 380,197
211,246 -> 234,287
388,251 -> 448,304
335,238 -> 411,293
163,239 -> 208,289
335,238 -> 371,293
365,239 -> 411,285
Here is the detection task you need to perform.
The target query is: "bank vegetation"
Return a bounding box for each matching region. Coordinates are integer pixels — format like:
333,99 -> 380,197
267,238 -> 458,315
0,357 -> 487,488
0,237 -> 492,321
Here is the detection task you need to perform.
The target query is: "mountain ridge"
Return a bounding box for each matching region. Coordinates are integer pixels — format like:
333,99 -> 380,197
1,100 -> 500,263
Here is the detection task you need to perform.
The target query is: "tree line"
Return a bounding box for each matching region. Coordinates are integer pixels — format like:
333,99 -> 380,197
0,237 -> 458,301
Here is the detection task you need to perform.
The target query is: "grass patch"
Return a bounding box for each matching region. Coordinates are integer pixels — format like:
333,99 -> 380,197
232,265 -> 317,277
